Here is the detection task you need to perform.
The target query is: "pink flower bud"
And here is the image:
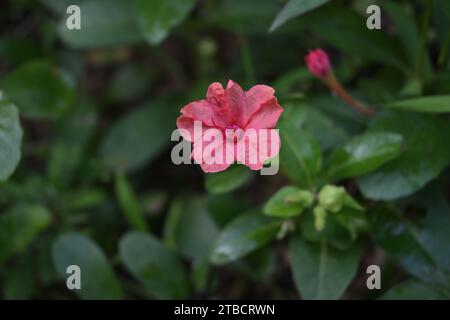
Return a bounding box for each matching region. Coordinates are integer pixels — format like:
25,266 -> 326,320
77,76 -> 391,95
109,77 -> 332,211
305,49 -> 331,78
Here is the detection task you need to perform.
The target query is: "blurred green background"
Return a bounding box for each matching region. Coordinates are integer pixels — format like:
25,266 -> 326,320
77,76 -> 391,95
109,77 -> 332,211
1,0 -> 450,300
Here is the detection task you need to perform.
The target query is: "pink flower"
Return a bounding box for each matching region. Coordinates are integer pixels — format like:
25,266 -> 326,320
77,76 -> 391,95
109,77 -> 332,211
305,49 -> 331,78
176,80 -> 284,173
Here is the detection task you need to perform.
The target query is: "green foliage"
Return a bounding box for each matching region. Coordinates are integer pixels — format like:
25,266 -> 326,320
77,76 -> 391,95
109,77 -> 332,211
289,236 -> 360,299
210,213 -> 281,265
1,61 -> 75,119
270,0 -> 330,32
119,231 -> 190,299
264,186 -> 313,218
205,165 -> 252,194
0,92 -> 22,182
135,0 -> 197,45
52,233 -> 124,299
1,0 -> 450,301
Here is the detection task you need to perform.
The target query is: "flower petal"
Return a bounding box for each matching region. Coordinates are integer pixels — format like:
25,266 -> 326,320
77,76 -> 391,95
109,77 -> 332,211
176,115 -> 195,142
244,85 -> 275,120
192,127 -> 233,173
180,100 -> 214,127
207,82 -> 230,129
225,80 -> 246,128
245,97 -> 283,129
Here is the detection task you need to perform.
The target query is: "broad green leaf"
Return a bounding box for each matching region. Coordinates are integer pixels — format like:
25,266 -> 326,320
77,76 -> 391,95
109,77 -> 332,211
269,0 -> 330,32
205,165 -> 252,194
357,112 -> 450,200
0,205 -> 51,264
135,0 -> 196,45
289,236 -> 360,299
279,119 -> 322,188
388,96 -> 450,113
52,233 -> 123,299
263,186 -> 313,218
1,61 -> 74,119
164,197 -> 219,260
210,213 -> 281,265
119,231 -> 190,299
100,100 -> 176,172
381,280 -> 444,300
115,171 -> 148,232
326,132 -> 404,181
58,0 -> 142,48
0,92 -> 22,182
370,201 -> 450,296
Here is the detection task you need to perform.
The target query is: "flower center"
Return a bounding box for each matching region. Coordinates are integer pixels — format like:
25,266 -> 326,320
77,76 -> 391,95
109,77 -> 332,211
225,125 -> 244,142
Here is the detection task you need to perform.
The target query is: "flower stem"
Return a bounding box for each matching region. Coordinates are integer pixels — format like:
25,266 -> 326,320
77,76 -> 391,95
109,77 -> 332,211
323,73 -> 376,118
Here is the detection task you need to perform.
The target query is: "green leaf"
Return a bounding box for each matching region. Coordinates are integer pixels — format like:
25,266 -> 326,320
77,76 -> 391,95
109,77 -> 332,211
289,236 -> 360,299
0,92 -> 22,182
370,201 -> 450,296
119,231 -> 190,299
100,100 -> 176,172
326,132 -> 404,181
388,96 -> 450,113
301,4 -> 406,71
279,119 -> 322,188
1,61 -> 74,119
382,1 -> 421,70
115,171 -> 148,232
58,0 -> 142,48
209,213 -> 281,265
269,0 -> 330,32
381,280 -> 444,300
263,186 -> 313,218
164,197 -> 219,260
205,165 -> 252,194
47,98 -> 96,187
135,0 -> 196,45
357,112 -> 450,200
0,205 -> 51,264
52,233 -> 123,299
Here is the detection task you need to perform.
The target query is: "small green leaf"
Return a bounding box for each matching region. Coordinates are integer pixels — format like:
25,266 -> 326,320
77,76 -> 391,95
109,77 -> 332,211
205,165 -> 252,194
289,236 -> 360,299
1,61 -> 74,119
119,231 -> 190,299
0,92 -> 22,182
263,186 -> 313,218
52,233 -> 123,299
58,0 -> 142,48
326,132 -> 404,181
115,171 -> 148,232
0,205 -> 51,264
210,213 -> 281,265
388,96 -> 450,113
135,0 -> 196,45
269,0 -> 330,32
